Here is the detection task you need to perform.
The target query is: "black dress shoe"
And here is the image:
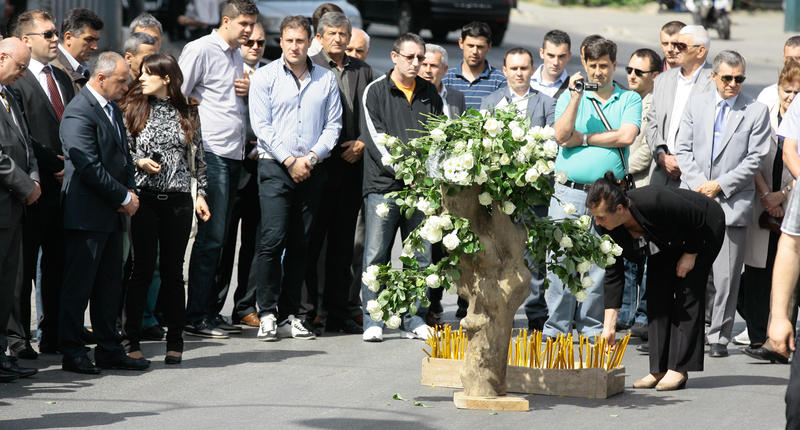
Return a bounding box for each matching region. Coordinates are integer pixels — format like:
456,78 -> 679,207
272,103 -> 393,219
0,368 -> 19,382
528,317 -> 547,332
62,356 -> 101,374
10,340 -> 39,359
326,317 -> 364,334
212,316 -> 241,334
95,354 -> 150,371
164,352 -> 182,365
709,343 -> 728,357
141,325 -> 165,341
0,354 -> 37,378
742,346 -> 789,364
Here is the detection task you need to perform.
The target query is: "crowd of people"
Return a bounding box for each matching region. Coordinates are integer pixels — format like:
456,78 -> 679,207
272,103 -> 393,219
0,0 -> 797,407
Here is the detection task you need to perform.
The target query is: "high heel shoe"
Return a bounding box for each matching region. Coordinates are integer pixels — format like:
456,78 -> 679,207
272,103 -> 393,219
655,373 -> 688,391
164,352 -> 182,365
633,373 -> 664,389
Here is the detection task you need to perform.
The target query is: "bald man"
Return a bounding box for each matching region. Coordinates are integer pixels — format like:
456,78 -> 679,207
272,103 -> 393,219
345,27 -> 370,61
0,37 -> 40,381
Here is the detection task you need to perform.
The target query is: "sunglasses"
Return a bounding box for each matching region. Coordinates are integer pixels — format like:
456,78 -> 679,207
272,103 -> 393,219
666,42 -> 701,52
26,30 -> 59,40
719,75 -> 746,84
243,39 -> 266,48
625,66 -> 656,77
394,51 -> 425,63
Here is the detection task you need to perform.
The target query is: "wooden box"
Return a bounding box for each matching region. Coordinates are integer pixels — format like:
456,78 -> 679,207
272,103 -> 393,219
420,357 -> 625,399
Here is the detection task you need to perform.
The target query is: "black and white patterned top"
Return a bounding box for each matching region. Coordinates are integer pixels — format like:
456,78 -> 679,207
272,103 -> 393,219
127,97 -> 207,196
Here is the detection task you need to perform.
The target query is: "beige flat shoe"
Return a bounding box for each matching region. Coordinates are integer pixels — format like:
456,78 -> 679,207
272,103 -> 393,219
655,372 -> 688,391
633,373 -> 664,389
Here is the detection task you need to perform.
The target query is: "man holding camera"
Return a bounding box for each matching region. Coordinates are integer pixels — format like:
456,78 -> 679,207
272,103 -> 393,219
544,37 -> 642,341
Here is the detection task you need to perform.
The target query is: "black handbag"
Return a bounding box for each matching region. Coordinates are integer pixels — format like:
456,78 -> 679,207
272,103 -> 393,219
588,97 -> 635,190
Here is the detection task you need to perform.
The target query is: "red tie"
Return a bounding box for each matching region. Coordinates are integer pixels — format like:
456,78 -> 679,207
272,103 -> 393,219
43,65 -> 64,122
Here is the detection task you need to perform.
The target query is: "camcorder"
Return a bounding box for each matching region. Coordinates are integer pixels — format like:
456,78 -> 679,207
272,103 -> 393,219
574,80 -> 599,92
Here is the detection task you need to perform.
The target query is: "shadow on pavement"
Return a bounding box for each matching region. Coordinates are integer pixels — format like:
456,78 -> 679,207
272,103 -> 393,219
179,349 -> 325,368
296,418 -> 439,430
0,411 -> 157,429
689,374 -> 789,388
531,390 -> 688,410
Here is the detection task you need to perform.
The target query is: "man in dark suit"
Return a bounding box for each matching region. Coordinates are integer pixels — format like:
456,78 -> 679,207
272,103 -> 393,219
305,12 -> 373,335
7,10 -> 75,358
0,37 -> 41,382
51,8 -> 103,95
59,52 -> 148,374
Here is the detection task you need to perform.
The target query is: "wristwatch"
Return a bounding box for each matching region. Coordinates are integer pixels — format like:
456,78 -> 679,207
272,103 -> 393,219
309,153 -> 319,166
582,134 -> 588,147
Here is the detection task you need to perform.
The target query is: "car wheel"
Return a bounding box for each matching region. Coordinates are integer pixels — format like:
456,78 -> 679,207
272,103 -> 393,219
397,2 -> 419,35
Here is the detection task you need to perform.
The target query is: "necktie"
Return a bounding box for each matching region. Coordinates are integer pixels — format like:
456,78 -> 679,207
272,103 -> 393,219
43,65 -> 65,121
0,88 -> 9,113
105,104 -> 120,139
78,64 -> 89,80
711,100 -> 728,161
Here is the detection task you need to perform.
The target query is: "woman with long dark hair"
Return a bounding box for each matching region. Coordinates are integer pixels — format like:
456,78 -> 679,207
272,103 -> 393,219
587,172 -> 725,391
120,53 -> 209,364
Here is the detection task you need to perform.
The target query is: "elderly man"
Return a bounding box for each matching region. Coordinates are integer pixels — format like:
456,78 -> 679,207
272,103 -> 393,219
51,8 -> 103,94
0,37 -> 40,381
647,25 -> 713,188
421,43 -> 465,119
675,50 -> 770,358
123,32 -> 158,80
8,10 -> 75,358
346,27 -> 370,61
130,12 -> 163,51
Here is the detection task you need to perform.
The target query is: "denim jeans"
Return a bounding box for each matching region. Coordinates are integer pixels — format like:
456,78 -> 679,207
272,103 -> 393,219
542,183 -> 604,338
186,150 -> 241,324
361,193 -> 430,331
617,258 -> 648,328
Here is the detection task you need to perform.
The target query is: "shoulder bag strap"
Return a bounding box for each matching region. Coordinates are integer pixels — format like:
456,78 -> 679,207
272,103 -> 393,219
588,97 -> 629,175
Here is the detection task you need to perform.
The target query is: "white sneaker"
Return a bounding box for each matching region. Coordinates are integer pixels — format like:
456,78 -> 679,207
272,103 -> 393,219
277,315 -> 315,340
401,324 -> 432,340
257,314 -> 277,341
733,328 -> 750,345
362,326 -> 384,342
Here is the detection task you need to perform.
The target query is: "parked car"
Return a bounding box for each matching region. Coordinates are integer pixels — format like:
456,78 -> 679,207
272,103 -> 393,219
347,0 -> 515,46
258,0 -> 362,58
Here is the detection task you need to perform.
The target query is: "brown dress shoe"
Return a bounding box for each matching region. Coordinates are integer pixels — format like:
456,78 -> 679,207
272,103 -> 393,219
239,313 -> 260,327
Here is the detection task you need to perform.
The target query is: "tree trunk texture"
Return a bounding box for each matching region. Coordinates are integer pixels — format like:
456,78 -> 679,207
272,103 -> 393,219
442,186 -> 532,397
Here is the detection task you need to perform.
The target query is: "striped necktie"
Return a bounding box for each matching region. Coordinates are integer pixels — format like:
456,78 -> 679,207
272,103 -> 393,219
0,88 -> 9,113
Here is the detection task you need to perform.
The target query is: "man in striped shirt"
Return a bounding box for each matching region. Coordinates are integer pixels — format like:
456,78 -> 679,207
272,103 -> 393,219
442,21 -> 506,110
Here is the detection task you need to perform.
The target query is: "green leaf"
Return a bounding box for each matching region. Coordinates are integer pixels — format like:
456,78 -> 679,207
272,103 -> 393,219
393,393 -> 405,401
414,401 -> 431,408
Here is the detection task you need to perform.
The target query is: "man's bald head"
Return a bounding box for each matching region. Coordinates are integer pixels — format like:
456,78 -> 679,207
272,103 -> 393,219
345,27 -> 370,61
0,37 -> 31,85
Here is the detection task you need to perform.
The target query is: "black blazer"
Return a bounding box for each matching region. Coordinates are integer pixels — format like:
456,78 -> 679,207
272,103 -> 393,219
596,186 -> 726,309
0,92 -> 39,229
60,87 -> 135,233
9,66 -> 75,206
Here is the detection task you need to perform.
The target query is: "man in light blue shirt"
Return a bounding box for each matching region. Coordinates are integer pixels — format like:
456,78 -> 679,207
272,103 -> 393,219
545,37 -> 641,342
179,0 -> 259,339
530,29 -> 572,100
249,16 -> 342,342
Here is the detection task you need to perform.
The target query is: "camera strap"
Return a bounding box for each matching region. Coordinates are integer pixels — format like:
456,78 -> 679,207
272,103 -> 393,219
588,97 -> 635,190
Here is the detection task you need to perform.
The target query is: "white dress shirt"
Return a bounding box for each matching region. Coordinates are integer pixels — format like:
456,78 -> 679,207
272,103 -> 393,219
27,58 -> 65,103
530,65 -> 567,98
665,63 -> 706,153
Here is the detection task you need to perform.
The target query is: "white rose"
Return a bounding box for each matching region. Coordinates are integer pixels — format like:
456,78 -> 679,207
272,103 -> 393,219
454,140 -> 466,152
401,243 -> 414,258
375,203 -> 390,218
575,289 -> 589,302
430,127 -> 446,142
576,214 -> 592,230
443,231 -> 460,251
529,126 -> 542,137
499,153 -> 511,165
366,265 -> 380,276
554,171 -> 568,184
436,216 -> 453,231
611,244 -> 623,257
366,300 -> 381,314
416,199 -> 433,215
559,236 -> 573,248
502,201 -> 516,215
370,309 -> 384,321
515,177 -> 525,187
524,168 -> 541,184
509,120 -> 521,130
543,139 -> 559,158
511,126 -> 526,142
479,109 -> 490,118
581,276 -> 594,289
460,153 -> 474,169
420,221 -> 443,243
386,136 -> 398,147
381,154 -> 393,166
562,202 -> 577,216
374,133 -> 389,147
475,169 -> 488,185
366,279 -> 380,292
482,137 -> 493,149
541,125 -> 555,139
425,273 -> 441,289
478,192 -> 492,206
483,118 -> 502,136
606,255 -> 616,266
600,240 -> 613,254
385,314 -> 402,329
577,260 -> 592,274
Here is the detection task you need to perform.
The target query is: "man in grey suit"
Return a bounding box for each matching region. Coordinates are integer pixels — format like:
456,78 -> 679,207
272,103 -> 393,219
675,50 -> 770,358
421,44 -> 466,120
481,47 -> 555,331
0,37 -> 41,382
647,25 -> 714,187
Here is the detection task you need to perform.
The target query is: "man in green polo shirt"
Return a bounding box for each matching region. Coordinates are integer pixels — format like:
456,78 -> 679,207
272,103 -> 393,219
542,37 -> 642,341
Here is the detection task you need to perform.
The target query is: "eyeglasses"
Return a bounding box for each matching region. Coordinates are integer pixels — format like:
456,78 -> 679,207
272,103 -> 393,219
394,50 -> 425,63
719,74 -> 746,84
243,39 -> 266,48
25,30 -> 59,40
625,67 -> 657,77
2,53 -> 27,73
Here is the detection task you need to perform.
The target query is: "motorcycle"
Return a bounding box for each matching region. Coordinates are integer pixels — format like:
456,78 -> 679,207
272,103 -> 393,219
685,0 -> 732,40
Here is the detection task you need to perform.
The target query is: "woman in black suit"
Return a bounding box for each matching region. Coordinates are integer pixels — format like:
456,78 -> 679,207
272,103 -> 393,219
587,172 -> 726,391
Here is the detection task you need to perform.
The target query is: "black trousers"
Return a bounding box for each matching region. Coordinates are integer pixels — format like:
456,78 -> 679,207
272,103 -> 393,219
255,159 -> 325,321
647,228 -> 723,374
122,191 -> 192,353
738,229 -> 780,346
304,159 -> 362,322
0,223 -> 23,351
60,229 -> 125,361
212,175 -> 260,321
